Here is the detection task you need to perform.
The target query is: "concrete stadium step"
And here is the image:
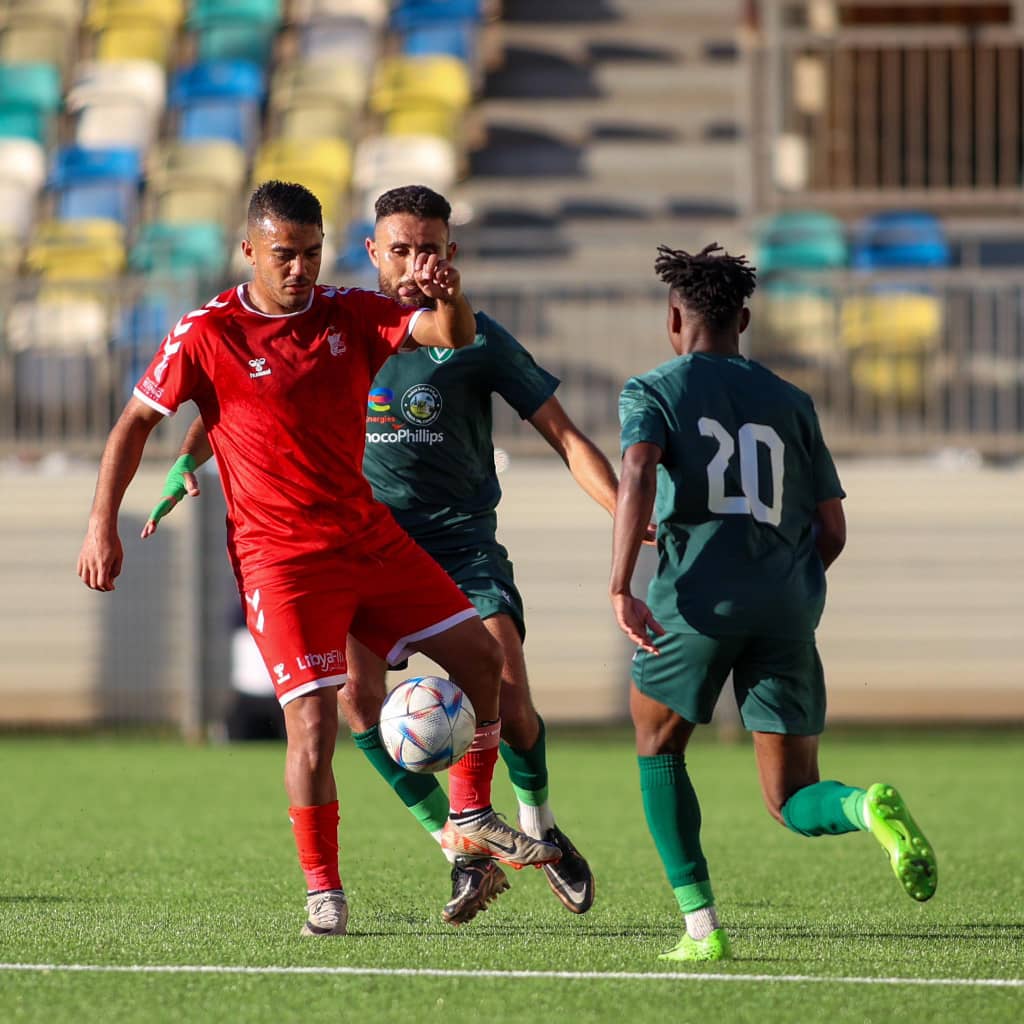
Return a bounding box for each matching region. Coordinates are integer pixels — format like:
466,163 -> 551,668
502,0 -> 740,20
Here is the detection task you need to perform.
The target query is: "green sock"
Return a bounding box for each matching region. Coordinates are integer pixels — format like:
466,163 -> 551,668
500,715 -> 549,807
351,725 -> 449,832
780,780 -> 868,837
638,754 -> 715,912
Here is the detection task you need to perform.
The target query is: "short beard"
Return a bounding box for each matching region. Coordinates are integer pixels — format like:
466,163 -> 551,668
380,278 -> 436,310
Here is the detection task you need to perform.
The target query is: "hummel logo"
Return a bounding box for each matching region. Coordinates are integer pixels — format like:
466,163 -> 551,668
249,357 -> 271,379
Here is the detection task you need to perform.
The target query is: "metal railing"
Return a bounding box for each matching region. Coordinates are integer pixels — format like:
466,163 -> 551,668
749,2 -> 1024,211
2,273 -> 1024,457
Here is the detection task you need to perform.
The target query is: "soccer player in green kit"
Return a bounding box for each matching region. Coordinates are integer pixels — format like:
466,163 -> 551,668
148,185 -> 612,924
610,243 -> 938,963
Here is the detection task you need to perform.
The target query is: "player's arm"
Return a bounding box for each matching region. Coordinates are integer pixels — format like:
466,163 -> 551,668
609,442 -> 666,654
529,396 -> 618,514
406,252 -> 476,349
140,415 -> 214,538
78,397 -> 164,591
814,497 -> 846,570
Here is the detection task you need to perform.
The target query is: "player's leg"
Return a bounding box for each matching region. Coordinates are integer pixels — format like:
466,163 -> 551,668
244,577 -> 351,937
631,632 -> 735,962
410,617 -> 559,868
341,637 -> 509,925
487,613 -> 595,913
742,637 -> 937,902
351,531 -> 559,870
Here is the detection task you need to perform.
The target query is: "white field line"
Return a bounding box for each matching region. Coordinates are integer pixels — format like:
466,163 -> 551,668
0,963 -> 1021,988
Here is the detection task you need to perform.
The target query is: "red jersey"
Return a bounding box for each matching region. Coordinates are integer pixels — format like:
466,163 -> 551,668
134,283 -> 426,581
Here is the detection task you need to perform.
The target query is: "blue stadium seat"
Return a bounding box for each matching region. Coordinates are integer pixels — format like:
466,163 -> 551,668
850,211 -> 951,270
389,0 -> 484,30
171,60 -> 265,150
50,145 -> 143,224
401,23 -> 477,63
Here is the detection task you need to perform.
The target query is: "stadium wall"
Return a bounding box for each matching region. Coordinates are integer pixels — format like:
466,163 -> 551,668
1,455 -> 1021,732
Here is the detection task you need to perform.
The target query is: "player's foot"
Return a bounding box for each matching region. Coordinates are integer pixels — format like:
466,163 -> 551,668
442,856 -> 511,925
441,811 -> 562,868
300,889 -> 348,936
658,928 -> 732,963
863,782 -> 937,902
538,825 -> 595,914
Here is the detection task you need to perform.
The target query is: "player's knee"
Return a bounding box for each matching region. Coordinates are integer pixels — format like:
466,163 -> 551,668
285,694 -> 337,773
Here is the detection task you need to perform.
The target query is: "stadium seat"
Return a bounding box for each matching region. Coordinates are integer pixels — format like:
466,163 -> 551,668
401,23 -> 478,64
26,218 -> 127,281
67,61 -> 167,150
298,16 -> 377,72
50,145 -> 143,225
171,60 -> 265,151
0,11 -> 76,73
389,0 -> 485,30
130,220 -> 228,280
6,287 -> 112,352
253,138 -> 353,226
371,55 -> 472,119
353,134 -> 457,218
0,179 -> 37,248
190,0 -> 282,64
147,138 -> 247,194
69,60 -> 167,122
87,0 -> 185,66
755,210 -> 847,274
151,181 -> 240,226
289,0 -> 388,25
275,100 -> 356,143
0,137 -> 47,191
270,62 -> 369,118
850,211 -> 951,270
0,62 -> 61,143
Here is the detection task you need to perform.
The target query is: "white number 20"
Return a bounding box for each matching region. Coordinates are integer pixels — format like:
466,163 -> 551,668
698,417 -> 785,526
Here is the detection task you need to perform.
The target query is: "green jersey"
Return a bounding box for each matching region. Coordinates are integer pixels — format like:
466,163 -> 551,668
363,311 -> 559,553
619,352 -> 845,638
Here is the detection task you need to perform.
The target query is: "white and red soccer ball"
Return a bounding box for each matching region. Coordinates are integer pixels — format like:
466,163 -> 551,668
379,676 -> 476,773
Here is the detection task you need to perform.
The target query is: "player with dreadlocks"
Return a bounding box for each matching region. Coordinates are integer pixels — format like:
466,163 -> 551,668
609,243 -> 938,962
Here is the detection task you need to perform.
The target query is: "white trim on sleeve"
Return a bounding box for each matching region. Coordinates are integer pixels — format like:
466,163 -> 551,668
132,387 -> 173,417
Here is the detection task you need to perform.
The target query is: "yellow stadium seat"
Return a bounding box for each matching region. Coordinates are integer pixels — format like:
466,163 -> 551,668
253,138 -> 353,226
385,104 -> 462,143
27,219 -> 126,281
86,0 -> 185,30
94,24 -> 176,65
277,100 -> 356,143
371,56 -> 472,117
840,292 -> 945,402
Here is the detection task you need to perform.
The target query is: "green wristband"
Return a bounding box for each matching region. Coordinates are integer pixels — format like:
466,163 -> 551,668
148,454 -> 197,524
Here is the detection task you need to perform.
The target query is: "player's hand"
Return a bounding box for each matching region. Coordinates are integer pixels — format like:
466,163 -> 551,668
141,454 -> 200,539
77,520 -> 123,592
610,593 -> 665,654
642,522 -> 657,545
414,251 -> 462,303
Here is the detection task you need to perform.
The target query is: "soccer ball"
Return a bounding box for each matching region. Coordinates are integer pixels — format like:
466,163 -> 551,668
379,676 -> 476,773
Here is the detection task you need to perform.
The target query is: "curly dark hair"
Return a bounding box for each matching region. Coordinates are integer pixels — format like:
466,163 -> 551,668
247,180 -> 323,230
655,243 -> 757,328
374,184 -> 451,224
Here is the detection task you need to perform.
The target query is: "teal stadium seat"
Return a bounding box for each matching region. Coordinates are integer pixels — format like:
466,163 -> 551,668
130,220 -> 228,280
191,0 -> 283,64
0,62 -> 61,143
755,211 -> 847,274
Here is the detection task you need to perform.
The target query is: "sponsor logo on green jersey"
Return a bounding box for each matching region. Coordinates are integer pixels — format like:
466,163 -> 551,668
401,384 -> 442,426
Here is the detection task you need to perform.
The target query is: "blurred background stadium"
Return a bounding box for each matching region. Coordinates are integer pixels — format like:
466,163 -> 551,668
0,0 -> 1021,736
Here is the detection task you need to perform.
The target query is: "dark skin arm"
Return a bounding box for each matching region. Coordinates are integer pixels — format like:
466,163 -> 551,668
814,497 -> 846,569
609,442 -> 666,654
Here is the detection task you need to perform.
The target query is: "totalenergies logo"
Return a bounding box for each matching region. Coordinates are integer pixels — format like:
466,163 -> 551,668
368,387 -> 393,412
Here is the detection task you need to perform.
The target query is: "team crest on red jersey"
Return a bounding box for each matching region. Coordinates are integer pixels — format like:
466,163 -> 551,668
327,329 -> 346,356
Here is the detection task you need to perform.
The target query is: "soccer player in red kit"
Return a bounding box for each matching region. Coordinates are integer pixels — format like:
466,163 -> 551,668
77,181 -> 560,936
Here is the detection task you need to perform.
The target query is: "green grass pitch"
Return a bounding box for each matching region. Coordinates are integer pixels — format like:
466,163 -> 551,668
1,729 -> 1021,1023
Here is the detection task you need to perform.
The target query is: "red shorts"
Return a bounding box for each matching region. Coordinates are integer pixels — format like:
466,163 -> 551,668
240,530 -> 476,706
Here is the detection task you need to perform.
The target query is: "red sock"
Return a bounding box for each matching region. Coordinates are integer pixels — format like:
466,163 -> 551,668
289,801 -> 342,892
448,720 -> 501,813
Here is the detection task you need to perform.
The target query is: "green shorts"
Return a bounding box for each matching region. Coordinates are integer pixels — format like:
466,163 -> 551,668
426,541 -> 526,641
631,630 -> 826,735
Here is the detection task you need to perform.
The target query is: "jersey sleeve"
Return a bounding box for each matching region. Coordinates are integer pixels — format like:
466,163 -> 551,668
619,376 -> 668,453
808,404 -> 846,503
132,311 -> 209,416
480,314 -> 559,419
346,289 -> 427,376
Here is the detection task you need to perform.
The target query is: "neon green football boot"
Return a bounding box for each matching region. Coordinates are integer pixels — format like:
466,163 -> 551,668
658,928 -> 732,963
864,782 -> 937,902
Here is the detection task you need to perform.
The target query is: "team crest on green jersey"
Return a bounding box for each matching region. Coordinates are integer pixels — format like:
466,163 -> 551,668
402,384 -> 442,426
427,346 -> 455,364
